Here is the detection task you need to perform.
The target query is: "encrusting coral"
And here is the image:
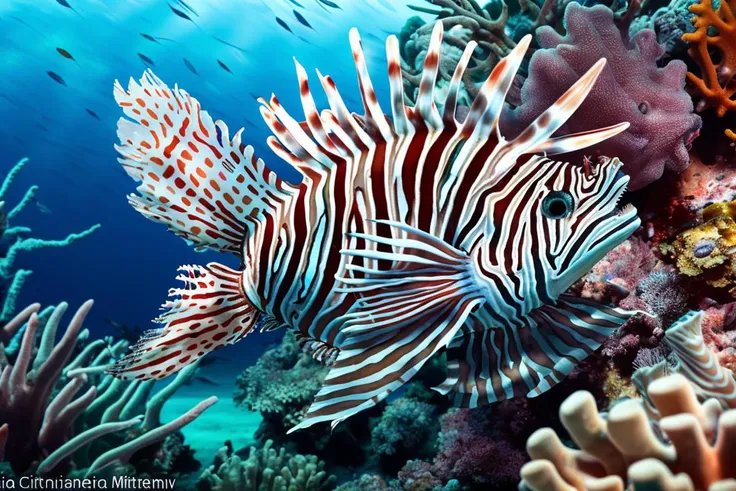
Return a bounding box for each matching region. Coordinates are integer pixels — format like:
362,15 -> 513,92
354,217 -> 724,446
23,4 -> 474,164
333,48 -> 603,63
503,3 -> 701,190
197,439 -> 337,491
683,0 -> 736,140
664,200 -> 736,293
0,300 -> 216,479
0,158 -> 99,322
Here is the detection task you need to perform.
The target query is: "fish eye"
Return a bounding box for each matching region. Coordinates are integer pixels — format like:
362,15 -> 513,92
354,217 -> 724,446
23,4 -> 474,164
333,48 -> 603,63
542,191 -> 574,219
638,102 -> 649,114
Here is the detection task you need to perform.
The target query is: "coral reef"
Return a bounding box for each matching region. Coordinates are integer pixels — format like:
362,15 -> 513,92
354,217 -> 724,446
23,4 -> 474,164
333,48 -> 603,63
197,439 -> 337,491
0,301 -> 215,479
665,215 -> 736,292
683,0 -> 736,140
234,331 -> 327,434
503,3 -> 700,190
370,399 -> 437,462
629,0 -> 697,57
520,373 -> 736,490
0,158 -> 100,322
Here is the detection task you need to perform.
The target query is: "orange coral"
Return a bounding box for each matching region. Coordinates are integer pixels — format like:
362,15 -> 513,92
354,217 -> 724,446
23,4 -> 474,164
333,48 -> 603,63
683,0 -> 736,140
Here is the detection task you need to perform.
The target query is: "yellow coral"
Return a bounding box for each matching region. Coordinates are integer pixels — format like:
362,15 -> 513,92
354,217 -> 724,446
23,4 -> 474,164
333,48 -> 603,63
669,216 -> 736,289
603,369 -> 639,403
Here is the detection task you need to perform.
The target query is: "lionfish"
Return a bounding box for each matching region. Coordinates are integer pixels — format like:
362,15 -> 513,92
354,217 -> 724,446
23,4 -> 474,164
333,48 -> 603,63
108,24 -> 641,431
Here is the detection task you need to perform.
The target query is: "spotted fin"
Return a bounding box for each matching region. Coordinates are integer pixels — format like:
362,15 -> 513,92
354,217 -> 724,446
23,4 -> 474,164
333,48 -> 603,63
114,70 -> 293,254
435,295 -> 637,407
106,263 -> 259,380
288,220 -> 485,431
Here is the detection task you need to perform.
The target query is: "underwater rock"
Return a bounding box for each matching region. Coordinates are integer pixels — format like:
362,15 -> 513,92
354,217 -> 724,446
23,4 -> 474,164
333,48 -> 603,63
0,301 -> 215,478
503,3 -> 701,190
197,439 -> 336,491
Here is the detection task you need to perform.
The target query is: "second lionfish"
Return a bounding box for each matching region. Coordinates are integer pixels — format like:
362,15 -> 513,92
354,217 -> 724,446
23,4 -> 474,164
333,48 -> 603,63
108,23 -> 641,431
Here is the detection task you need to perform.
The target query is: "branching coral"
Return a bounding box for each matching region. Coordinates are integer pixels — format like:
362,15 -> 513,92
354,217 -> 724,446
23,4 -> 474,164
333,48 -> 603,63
197,439 -> 337,491
0,158 -> 100,322
503,3 -> 701,190
520,373 -> 736,491
683,0 -> 736,140
0,301 -> 216,478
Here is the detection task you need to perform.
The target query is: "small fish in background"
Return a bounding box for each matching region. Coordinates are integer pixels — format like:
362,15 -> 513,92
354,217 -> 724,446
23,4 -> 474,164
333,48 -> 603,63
137,53 -> 155,68
317,0 -> 341,10
183,58 -> 198,75
56,47 -> 80,66
34,199 -> 52,214
217,59 -> 233,74
47,71 -> 66,86
168,3 -> 199,27
55,0 -> 83,17
10,16 -> 49,41
174,0 -> 199,16
373,0 -> 396,11
140,33 -> 161,44
286,0 -> 305,7
194,376 -> 220,386
86,108 -> 100,120
211,36 -> 248,54
293,10 -> 314,30
276,17 -> 294,34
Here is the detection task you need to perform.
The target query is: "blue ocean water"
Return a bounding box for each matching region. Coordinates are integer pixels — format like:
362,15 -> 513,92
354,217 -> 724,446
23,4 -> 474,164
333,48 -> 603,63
0,0 -> 412,379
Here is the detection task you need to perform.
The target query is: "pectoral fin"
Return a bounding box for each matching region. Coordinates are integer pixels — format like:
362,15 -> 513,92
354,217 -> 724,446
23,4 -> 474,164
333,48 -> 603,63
289,220 -> 485,431
436,295 -> 640,407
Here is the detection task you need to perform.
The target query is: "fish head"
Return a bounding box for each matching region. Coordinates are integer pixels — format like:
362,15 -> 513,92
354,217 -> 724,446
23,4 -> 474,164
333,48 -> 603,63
530,156 -> 639,301
473,156 -> 639,313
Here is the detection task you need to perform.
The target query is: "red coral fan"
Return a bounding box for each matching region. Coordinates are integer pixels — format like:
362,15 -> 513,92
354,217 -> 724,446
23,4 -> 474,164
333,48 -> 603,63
503,3 -> 701,190
683,0 -> 736,140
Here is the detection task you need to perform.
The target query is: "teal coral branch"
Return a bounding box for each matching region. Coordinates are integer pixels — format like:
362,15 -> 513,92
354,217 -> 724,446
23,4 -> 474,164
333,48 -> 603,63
0,157 -> 101,322
0,157 -> 29,200
0,224 -> 102,278
7,185 -> 37,220
0,270 -> 32,323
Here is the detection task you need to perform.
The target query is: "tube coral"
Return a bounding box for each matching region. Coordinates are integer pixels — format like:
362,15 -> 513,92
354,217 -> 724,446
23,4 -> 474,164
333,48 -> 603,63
520,374 -> 736,491
0,301 -> 216,478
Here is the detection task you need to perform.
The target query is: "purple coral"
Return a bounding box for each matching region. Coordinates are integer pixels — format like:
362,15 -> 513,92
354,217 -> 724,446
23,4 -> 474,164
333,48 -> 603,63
502,3 -> 701,190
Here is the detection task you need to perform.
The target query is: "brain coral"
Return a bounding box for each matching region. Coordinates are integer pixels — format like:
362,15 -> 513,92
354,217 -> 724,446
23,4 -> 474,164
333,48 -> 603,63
502,3 -> 701,190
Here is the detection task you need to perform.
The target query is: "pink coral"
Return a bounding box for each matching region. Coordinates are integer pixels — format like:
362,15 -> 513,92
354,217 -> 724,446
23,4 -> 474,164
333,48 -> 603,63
502,3 -> 701,190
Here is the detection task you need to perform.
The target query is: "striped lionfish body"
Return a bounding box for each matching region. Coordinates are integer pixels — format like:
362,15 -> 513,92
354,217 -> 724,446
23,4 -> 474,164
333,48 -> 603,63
109,24 -> 641,431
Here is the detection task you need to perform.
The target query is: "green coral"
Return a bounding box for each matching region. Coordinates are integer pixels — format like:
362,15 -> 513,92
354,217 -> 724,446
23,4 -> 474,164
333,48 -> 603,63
197,439 -> 336,491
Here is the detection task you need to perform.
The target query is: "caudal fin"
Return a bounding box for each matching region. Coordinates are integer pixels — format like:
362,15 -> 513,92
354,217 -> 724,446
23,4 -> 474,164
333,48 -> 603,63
114,70 -> 293,254
106,263 -> 260,380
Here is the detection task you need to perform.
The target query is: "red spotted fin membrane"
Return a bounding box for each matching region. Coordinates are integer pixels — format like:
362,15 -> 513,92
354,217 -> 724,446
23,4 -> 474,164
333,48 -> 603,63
106,263 -> 259,380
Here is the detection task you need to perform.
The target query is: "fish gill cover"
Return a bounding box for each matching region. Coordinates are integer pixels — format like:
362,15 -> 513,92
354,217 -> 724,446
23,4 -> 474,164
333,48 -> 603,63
1,0 -> 736,490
